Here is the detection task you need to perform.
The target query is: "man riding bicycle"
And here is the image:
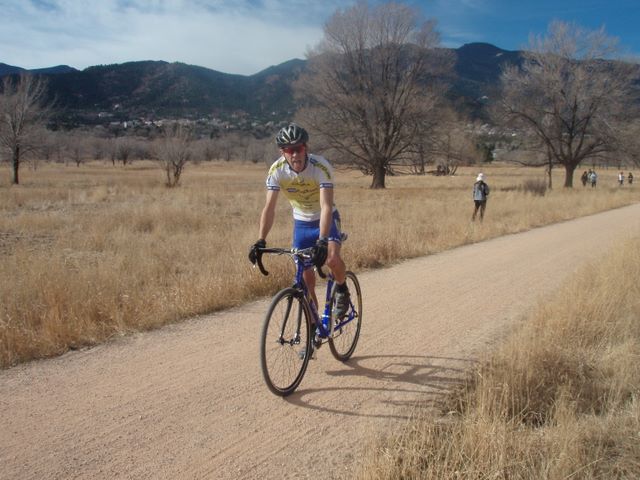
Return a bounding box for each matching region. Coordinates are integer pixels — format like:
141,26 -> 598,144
249,123 -> 350,318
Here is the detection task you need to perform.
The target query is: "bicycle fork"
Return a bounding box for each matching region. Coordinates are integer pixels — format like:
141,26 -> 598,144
277,294 -> 305,347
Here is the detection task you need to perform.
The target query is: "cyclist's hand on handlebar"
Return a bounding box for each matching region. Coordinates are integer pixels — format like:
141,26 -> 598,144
248,239 -> 266,265
312,237 -> 328,268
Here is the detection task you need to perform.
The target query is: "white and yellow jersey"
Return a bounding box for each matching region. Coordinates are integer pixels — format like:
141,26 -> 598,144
266,154 -> 335,221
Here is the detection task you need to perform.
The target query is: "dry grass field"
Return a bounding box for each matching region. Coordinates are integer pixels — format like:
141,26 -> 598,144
355,234 -> 640,479
1,160 -> 639,367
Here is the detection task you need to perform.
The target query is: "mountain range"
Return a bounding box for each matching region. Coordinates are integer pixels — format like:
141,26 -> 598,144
0,43 -> 522,125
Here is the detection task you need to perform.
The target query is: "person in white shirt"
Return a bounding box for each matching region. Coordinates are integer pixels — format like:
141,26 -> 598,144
249,123 -> 350,317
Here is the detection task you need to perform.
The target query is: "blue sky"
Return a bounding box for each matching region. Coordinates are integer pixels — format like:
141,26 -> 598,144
0,0 -> 637,75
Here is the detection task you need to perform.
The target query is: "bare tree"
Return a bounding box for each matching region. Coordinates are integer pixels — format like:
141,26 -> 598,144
114,137 -> 135,165
616,118 -> 640,167
497,21 -> 639,187
295,1 -> 451,189
156,123 -> 192,187
0,74 -> 51,184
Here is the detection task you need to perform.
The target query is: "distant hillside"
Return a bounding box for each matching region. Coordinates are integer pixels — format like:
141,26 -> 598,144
39,59 -> 305,122
1,44 -> 521,123
0,62 -> 77,76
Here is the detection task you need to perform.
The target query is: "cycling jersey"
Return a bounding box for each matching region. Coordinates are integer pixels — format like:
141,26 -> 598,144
266,154 -> 336,221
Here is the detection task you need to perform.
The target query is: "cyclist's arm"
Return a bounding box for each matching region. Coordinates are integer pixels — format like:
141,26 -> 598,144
319,187 -> 333,239
259,189 -> 279,241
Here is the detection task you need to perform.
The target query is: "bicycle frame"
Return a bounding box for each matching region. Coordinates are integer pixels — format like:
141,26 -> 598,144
255,246 -> 355,341
292,255 -> 354,341
257,244 -> 362,395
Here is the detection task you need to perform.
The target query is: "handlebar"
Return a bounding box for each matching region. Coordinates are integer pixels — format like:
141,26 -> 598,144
252,246 -> 327,279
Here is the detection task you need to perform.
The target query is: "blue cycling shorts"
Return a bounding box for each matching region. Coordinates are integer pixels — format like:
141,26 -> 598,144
292,210 -> 342,250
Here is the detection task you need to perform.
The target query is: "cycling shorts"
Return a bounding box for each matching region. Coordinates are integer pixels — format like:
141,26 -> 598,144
292,210 -> 342,250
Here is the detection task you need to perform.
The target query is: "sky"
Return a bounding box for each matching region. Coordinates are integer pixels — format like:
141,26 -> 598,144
0,0 -> 638,75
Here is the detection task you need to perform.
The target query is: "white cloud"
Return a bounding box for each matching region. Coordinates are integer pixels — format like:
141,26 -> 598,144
0,0 -> 345,74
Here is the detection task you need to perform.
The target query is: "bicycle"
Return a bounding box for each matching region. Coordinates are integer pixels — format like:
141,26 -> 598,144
253,243 -> 362,396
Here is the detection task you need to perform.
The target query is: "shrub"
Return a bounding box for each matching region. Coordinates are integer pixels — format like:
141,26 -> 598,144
522,178 -> 547,196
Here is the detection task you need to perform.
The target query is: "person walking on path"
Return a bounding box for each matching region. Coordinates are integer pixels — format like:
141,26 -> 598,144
589,170 -> 598,188
629,172 -> 634,185
472,173 -> 490,222
618,171 -> 625,186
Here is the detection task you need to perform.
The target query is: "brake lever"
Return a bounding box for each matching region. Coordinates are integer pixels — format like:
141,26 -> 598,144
255,250 -> 269,276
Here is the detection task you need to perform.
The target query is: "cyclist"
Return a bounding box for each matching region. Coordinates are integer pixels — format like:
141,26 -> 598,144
249,123 -> 350,319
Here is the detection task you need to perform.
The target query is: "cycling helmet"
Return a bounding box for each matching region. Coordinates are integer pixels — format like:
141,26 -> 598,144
276,123 -> 309,147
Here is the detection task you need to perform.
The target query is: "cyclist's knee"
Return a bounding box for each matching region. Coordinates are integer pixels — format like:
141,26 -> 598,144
325,252 -> 344,271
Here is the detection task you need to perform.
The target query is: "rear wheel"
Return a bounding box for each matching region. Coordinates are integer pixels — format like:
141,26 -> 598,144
260,288 -> 312,396
329,271 -> 362,361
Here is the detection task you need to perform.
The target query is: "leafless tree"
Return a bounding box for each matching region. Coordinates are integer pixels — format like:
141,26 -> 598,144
295,1 -> 452,188
424,109 -> 479,174
496,21 -> 639,187
91,137 -> 107,161
0,74 -> 51,184
156,123 -> 192,187
193,138 -> 219,162
115,137 -> 135,165
616,118 -> 640,167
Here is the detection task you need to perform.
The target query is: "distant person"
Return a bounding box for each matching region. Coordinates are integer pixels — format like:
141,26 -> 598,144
581,170 -> 588,187
618,171 -> 625,186
589,170 -> 597,188
471,173 -> 490,222
628,172 -> 634,185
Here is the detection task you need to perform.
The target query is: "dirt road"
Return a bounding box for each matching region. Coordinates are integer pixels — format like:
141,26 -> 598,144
2,204 -> 640,480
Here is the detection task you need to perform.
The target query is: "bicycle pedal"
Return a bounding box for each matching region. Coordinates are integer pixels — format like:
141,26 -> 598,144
299,346 -> 316,360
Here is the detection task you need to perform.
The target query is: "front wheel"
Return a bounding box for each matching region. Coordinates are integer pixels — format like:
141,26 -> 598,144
329,271 -> 362,361
260,288 -> 312,396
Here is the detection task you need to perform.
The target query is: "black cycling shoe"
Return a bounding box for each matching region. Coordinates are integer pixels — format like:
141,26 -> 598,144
334,288 -> 351,319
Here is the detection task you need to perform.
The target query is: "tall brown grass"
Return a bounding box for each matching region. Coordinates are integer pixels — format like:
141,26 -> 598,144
1,161 -> 639,367
355,235 -> 640,479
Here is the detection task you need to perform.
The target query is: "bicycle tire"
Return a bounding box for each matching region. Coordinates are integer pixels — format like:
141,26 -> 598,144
328,271 -> 362,361
260,287 -> 312,396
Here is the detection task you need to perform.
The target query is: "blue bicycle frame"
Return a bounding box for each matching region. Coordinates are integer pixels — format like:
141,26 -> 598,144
293,256 -> 353,341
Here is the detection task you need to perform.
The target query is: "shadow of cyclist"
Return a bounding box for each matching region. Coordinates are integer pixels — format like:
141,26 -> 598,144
284,354 -> 476,418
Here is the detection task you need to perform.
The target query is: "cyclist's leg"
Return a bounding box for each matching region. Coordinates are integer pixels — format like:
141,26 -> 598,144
325,210 -> 346,285
293,219 -> 320,314
329,271 -> 362,361
303,267 -> 318,310
326,241 -> 346,284
326,211 -> 350,318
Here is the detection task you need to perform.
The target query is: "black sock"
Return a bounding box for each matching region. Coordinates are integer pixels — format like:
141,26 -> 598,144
337,282 -> 348,292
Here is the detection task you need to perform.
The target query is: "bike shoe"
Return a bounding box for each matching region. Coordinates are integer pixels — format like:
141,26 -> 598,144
334,288 -> 351,319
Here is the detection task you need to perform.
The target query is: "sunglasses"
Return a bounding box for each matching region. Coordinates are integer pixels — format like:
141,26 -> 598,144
282,144 -> 305,155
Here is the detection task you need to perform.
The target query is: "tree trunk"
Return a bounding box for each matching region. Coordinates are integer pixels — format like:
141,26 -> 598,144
12,146 -> 20,185
563,164 -> 575,188
370,162 -> 386,189
370,161 -> 387,190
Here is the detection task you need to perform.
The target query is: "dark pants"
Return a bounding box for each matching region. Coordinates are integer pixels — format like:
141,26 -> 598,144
472,200 -> 486,221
